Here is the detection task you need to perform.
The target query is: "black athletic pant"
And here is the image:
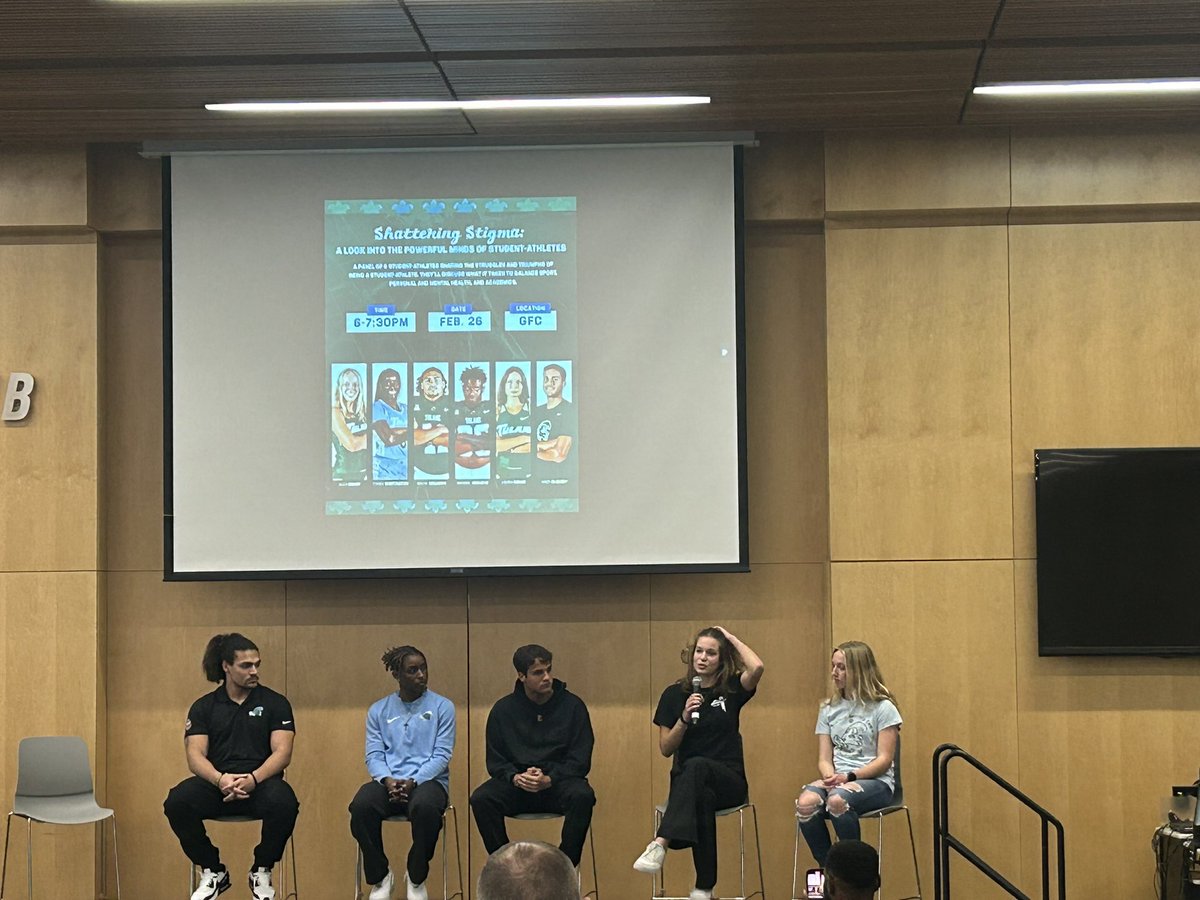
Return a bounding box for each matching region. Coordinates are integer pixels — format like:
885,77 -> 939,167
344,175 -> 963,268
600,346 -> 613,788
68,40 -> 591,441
469,776 -> 595,866
349,780 -> 448,886
656,757 -> 747,892
163,775 -> 299,871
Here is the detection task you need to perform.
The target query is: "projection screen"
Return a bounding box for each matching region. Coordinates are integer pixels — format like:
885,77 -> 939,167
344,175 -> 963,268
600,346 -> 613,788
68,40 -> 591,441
165,143 -> 747,578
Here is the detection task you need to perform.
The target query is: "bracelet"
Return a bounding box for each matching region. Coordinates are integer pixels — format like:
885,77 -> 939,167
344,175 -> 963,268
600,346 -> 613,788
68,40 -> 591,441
251,772 -> 259,786
845,771 -> 857,782
216,773 -> 225,787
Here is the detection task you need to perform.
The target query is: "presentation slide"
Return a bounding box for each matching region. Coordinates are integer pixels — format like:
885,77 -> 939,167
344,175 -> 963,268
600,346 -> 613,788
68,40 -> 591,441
167,144 -> 745,576
325,194 -> 579,513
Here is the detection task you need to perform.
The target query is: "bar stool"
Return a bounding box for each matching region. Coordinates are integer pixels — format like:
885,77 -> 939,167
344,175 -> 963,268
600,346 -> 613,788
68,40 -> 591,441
790,738 -> 921,900
353,804 -> 464,900
508,811 -> 599,899
650,800 -> 764,900
187,815 -> 298,900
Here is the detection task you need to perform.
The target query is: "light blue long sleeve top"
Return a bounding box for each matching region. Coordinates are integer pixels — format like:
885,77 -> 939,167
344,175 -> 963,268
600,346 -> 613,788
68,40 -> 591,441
365,688 -> 455,791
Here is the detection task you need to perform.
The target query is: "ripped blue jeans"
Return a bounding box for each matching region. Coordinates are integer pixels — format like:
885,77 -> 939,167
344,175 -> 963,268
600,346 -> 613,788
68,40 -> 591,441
796,779 -> 892,866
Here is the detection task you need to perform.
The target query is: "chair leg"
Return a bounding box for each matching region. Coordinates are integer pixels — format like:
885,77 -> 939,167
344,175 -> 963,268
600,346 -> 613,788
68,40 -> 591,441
448,805 -> 464,900
584,825 -> 599,899
652,807 -> 664,899
750,804 -> 765,900
876,813 -> 885,900
286,834 -> 299,900
791,819 -> 800,900
110,815 -> 122,900
354,844 -> 363,900
738,808 -> 745,899
26,818 -> 32,900
1,811 -> 12,900
902,808 -> 922,900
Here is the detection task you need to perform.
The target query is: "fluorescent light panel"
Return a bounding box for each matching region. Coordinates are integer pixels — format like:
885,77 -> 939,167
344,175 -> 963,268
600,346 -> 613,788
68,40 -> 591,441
206,96 -> 711,113
976,79 -> 1200,97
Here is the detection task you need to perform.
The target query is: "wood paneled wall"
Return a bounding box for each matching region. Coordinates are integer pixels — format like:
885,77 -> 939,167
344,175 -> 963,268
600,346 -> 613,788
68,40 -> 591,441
824,126 -> 1200,899
0,144 -> 102,900
4,127 -> 1198,898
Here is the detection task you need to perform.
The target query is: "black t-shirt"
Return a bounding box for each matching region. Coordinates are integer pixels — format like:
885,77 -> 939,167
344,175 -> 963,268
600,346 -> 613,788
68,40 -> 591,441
185,684 -> 295,774
653,681 -> 755,778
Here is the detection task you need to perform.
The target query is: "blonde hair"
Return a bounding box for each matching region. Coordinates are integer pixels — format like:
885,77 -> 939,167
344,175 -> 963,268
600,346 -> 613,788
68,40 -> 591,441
825,640 -> 898,710
334,367 -> 365,425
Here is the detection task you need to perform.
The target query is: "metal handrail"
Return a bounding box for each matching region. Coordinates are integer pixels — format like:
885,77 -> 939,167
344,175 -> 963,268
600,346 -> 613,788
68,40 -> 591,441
932,743 -> 1065,900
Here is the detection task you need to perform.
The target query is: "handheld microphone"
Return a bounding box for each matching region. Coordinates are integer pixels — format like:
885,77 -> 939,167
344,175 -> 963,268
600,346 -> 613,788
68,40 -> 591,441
691,676 -> 702,724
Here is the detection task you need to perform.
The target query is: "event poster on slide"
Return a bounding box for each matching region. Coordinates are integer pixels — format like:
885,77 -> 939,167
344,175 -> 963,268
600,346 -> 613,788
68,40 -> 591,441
325,196 -> 578,515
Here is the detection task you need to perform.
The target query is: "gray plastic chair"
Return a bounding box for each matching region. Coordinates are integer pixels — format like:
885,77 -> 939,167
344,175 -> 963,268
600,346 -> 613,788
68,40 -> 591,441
1,735 -> 120,899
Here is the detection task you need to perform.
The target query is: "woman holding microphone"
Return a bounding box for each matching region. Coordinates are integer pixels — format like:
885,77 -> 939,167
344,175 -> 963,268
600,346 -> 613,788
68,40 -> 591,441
633,626 -> 764,900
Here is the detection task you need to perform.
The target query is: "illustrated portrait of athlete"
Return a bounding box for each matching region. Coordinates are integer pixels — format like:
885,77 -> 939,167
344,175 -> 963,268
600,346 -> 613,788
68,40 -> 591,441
494,364 -> 532,482
371,366 -> 408,482
535,363 -> 576,469
332,365 -> 369,483
411,364 -> 452,481
452,364 -> 493,481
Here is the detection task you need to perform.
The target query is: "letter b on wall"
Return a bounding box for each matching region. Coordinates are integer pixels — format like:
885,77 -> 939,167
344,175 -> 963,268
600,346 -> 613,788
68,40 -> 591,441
3,373 -> 34,421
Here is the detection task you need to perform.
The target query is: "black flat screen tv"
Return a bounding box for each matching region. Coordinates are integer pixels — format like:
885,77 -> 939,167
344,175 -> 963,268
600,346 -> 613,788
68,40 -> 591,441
1035,447 -> 1200,656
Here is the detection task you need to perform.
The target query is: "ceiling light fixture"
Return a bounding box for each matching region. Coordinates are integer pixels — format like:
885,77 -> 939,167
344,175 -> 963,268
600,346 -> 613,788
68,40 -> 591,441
975,79 -> 1200,97
206,96 -> 711,113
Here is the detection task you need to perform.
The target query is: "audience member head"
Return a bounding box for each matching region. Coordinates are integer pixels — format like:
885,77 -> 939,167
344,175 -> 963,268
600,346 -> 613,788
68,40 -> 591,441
477,840 -> 580,900
823,839 -> 880,899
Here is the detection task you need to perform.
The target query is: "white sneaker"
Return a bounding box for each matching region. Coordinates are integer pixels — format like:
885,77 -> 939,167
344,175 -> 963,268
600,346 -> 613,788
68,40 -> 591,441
248,867 -> 276,900
190,868 -> 230,900
368,869 -> 394,900
689,889 -> 714,900
404,871 -> 427,900
633,841 -> 666,874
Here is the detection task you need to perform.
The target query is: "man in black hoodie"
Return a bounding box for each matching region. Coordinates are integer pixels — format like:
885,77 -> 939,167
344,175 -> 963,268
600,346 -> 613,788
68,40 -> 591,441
470,644 -> 596,867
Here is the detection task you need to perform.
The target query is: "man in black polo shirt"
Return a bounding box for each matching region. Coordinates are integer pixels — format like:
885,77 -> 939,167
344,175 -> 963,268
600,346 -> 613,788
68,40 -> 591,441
164,633 -> 298,900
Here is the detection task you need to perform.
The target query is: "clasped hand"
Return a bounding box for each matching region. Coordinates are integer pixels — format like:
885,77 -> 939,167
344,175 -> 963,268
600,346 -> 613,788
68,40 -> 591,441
218,772 -> 256,803
383,776 -> 417,803
513,768 -> 552,793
